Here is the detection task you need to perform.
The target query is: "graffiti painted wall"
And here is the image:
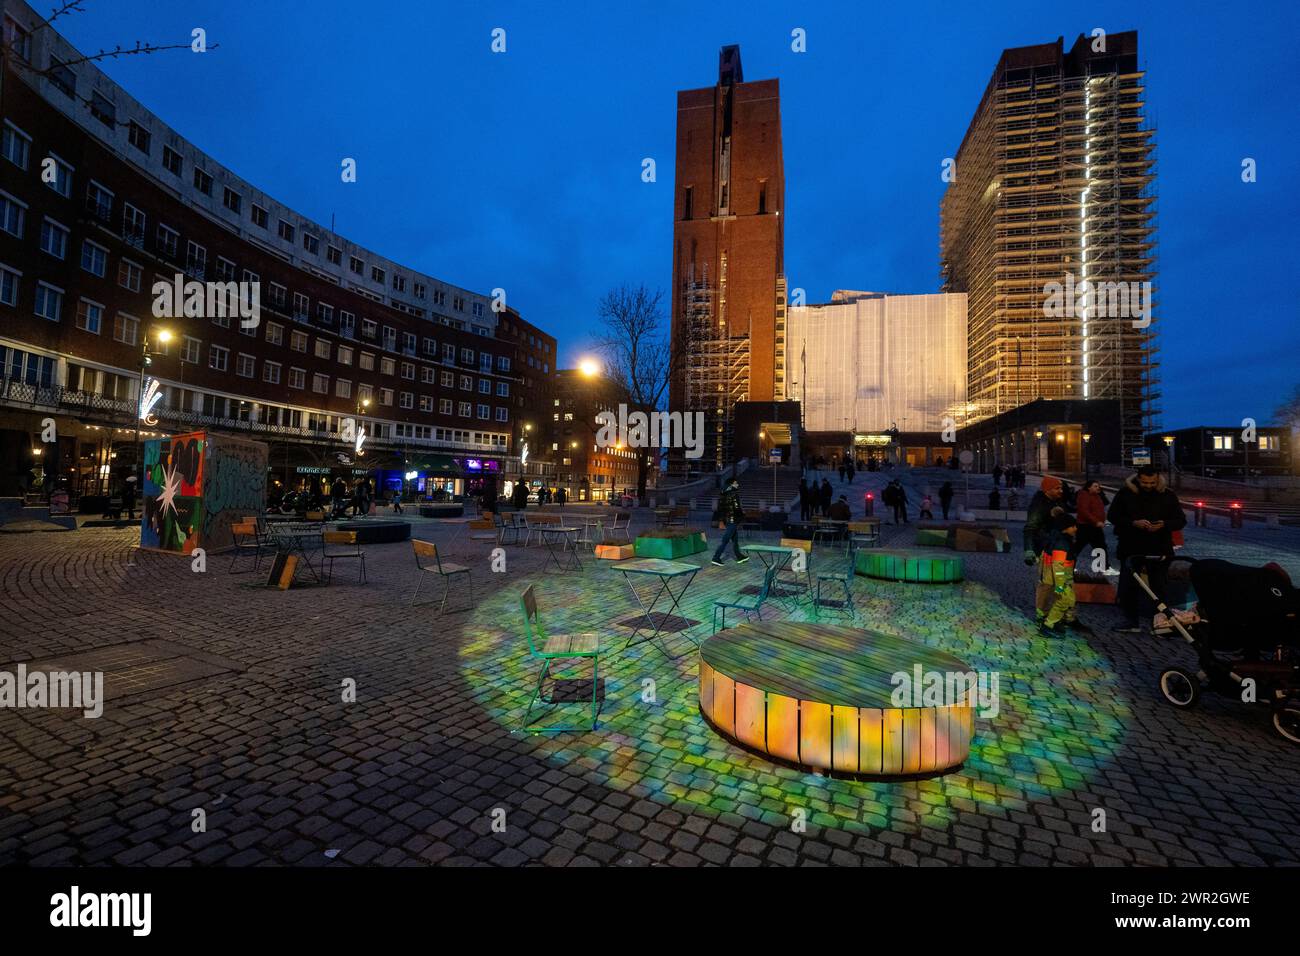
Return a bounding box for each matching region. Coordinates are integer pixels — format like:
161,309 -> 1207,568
201,434 -> 267,552
140,431 -> 267,553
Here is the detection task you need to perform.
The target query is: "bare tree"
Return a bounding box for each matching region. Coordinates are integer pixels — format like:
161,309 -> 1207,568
594,283 -> 683,502
2,0 -> 217,128
1274,385 -> 1300,430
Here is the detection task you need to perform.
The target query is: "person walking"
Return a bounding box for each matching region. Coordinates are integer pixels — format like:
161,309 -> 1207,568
391,485 -> 403,515
992,464 -> 1003,487
799,478 -> 812,521
121,477 -> 137,521
890,480 -> 909,524
710,477 -> 749,567
818,477 -> 833,517
919,493 -> 934,520
838,462 -> 847,484
1074,479 -> 1109,571
1107,465 -> 1187,634
846,460 -> 856,483
988,487 -> 1001,511
351,480 -> 365,516
1023,475 -> 1089,633
555,486 -> 567,506
938,481 -> 954,520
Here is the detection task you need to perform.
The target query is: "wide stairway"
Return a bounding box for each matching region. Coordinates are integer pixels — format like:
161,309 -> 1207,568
735,465 -> 805,513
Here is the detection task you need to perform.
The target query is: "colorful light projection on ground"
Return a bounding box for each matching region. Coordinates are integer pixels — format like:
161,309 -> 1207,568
456,575 -> 1128,833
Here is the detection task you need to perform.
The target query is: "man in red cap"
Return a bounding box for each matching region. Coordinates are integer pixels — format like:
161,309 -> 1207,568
1024,475 -> 1091,633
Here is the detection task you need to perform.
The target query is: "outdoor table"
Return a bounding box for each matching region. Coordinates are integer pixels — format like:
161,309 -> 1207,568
541,526 -> 583,572
613,557 -> 700,658
742,543 -> 805,607
264,522 -> 324,584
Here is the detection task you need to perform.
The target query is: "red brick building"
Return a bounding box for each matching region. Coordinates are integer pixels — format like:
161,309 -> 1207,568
549,368 -> 640,502
669,45 -> 785,474
0,1 -> 555,504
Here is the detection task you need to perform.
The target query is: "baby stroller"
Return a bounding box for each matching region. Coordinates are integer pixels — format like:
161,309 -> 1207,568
1130,556 -> 1300,744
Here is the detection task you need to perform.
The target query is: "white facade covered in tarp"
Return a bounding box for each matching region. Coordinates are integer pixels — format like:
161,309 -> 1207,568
787,290 -> 967,433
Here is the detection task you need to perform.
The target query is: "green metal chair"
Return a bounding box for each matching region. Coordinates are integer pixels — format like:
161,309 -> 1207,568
518,585 -> 603,732
814,547 -> 858,620
712,566 -> 778,634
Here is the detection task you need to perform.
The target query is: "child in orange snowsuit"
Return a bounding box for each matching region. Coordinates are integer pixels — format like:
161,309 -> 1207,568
1039,513 -> 1081,634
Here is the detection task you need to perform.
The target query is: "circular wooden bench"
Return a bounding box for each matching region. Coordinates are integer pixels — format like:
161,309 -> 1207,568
855,549 -> 963,583
699,621 -> 976,776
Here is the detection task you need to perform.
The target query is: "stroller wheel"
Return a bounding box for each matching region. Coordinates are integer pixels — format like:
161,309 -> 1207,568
1273,704 -> 1300,745
1159,668 -> 1200,708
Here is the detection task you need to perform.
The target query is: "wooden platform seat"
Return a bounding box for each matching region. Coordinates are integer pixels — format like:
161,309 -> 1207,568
595,543 -> 635,561
855,549 -> 964,583
699,622 -> 976,776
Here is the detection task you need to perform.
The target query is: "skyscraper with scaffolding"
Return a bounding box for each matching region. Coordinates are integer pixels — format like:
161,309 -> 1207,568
669,45 -> 785,474
940,31 -> 1158,456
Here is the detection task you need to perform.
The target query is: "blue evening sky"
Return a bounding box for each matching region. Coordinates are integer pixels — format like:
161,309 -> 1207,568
54,0 -> 1299,428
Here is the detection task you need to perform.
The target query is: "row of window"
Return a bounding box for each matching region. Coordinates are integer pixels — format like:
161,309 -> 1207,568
0,78 -> 481,315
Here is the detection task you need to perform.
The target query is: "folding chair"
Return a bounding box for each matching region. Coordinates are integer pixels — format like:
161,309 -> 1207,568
519,584 -> 603,732
605,509 -> 632,543
814,548 -> 858,620
322,530 -> 367,584
228,516 -> 270,573
712,566 -> 778,634
410,539 -> 473,611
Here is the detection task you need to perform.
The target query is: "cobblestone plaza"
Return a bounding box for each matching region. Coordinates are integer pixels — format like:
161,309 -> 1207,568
3,476 -> 1298,868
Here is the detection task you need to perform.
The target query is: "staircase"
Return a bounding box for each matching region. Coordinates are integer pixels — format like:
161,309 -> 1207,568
735,465 -> 804,513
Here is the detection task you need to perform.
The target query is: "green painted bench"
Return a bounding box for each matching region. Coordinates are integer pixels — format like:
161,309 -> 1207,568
855,549 -> 964,583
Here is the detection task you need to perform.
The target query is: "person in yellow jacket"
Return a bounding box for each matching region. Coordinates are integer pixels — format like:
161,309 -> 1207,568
1040,513 -> 1082,635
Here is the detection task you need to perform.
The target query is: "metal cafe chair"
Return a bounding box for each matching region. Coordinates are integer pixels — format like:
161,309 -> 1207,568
712,566 -> 778,634
321,530 -> 367,584
518,584 -> 603,732
410,539 -> 474,612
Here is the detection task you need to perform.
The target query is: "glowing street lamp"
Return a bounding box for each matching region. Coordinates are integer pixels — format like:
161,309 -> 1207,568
578,358 -> 601,378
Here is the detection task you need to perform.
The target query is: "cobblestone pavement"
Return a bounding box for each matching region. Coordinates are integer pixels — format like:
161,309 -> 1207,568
2,503 -> 1299,867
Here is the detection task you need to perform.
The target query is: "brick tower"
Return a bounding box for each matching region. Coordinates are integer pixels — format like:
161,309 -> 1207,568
669,45 -> 785,474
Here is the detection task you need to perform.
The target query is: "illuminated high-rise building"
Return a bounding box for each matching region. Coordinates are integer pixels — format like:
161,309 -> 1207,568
940,31 -> 1158,453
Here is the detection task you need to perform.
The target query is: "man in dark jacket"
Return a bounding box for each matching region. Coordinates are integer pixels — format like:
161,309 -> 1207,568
799,479 -> 812,521
1023,475 -> 1089,632
1108,465 -> 1187,633
711,478 -> 749,566
818,478 -> 833,517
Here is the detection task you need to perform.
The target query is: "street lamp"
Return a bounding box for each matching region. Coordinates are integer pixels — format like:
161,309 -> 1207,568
578,358 -> 601,378
1082,432 -> 1092,479
135,327 -> 172,490
1163,435 -> 1175,485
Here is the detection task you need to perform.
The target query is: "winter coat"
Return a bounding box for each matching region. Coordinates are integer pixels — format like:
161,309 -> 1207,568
1076,488 -> 1107,527
1106,473 -> 1186,558
1023,490 -> 1066,553
717,486 -> 745,523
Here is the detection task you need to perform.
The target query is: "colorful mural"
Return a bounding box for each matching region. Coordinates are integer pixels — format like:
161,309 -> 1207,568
140,431 -> 267,554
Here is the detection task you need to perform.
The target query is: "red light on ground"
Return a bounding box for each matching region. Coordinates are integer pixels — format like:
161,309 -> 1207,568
1230,502 -> 1242,509
1196,501 -> 1205,507
866,493 -> 873,500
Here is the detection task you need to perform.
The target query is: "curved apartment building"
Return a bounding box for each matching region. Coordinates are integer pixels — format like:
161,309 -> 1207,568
0,0 -> 555,502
